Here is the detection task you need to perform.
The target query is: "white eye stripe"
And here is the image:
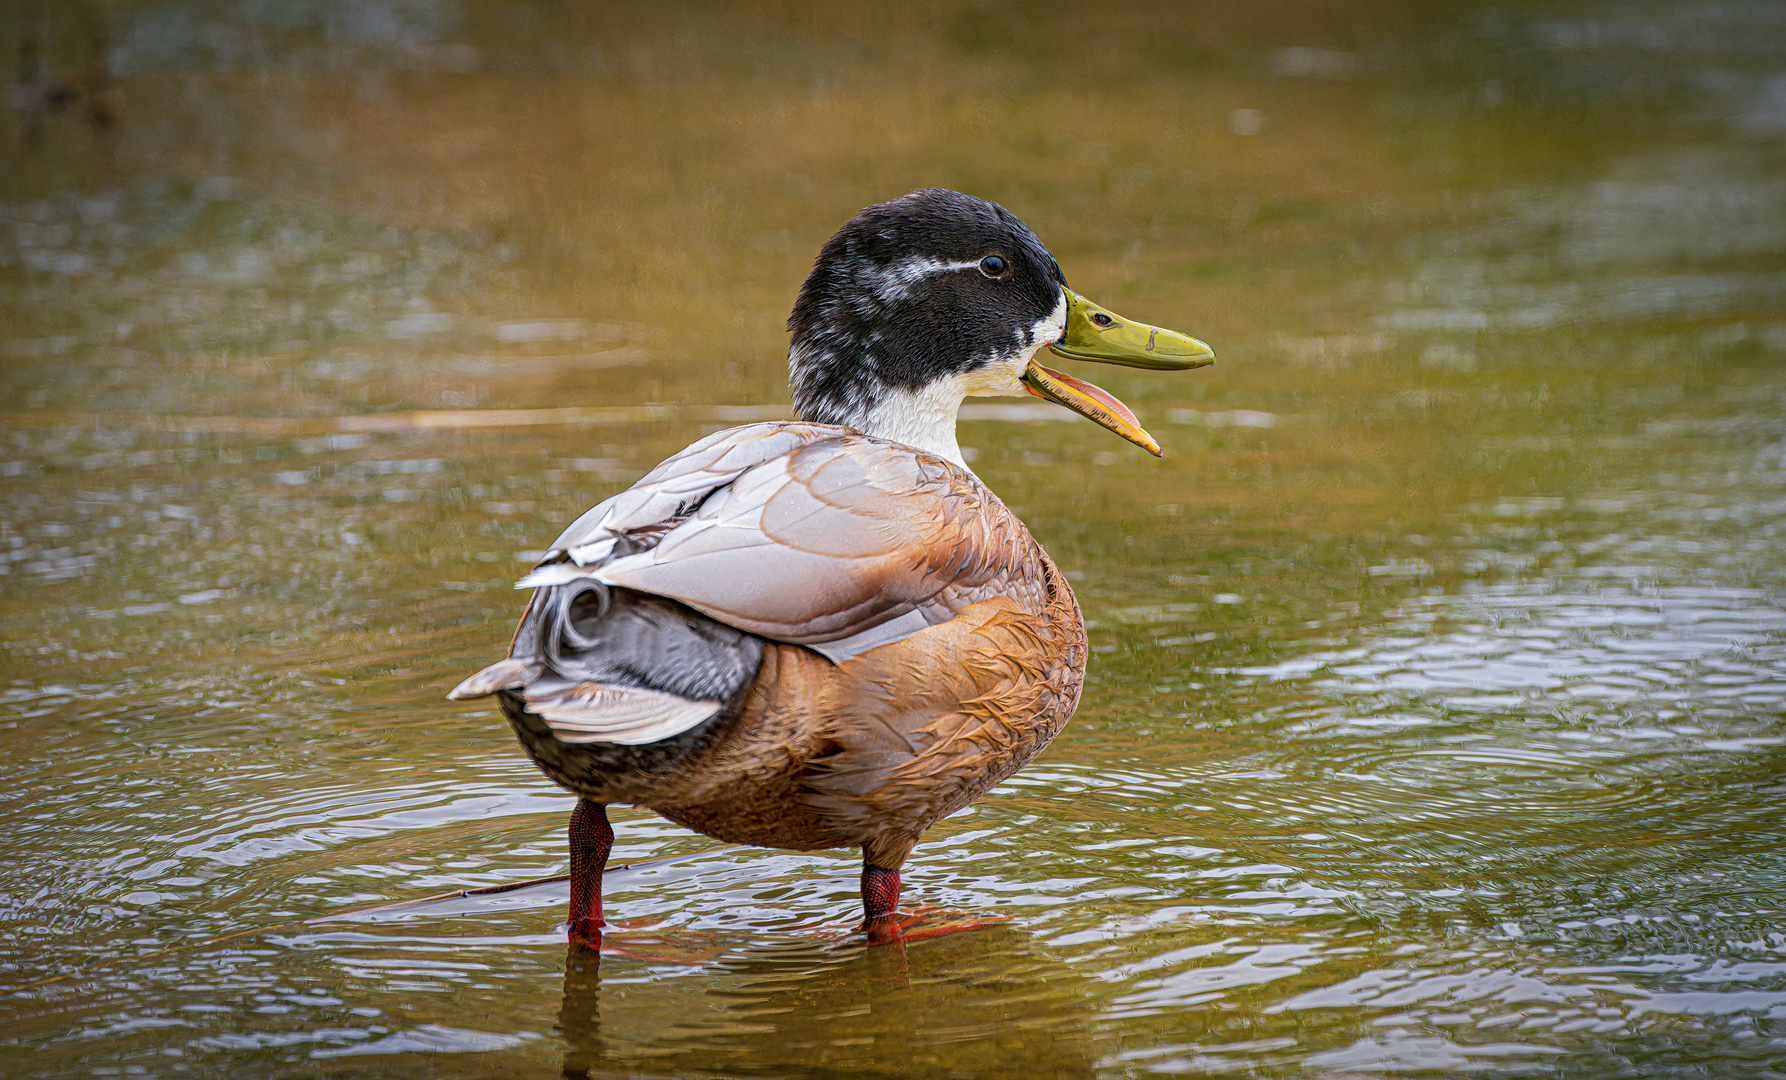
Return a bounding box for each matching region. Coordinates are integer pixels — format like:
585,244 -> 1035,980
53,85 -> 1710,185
860,256 -> 989,303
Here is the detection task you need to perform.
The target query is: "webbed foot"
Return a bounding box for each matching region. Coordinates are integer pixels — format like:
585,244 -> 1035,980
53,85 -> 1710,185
863,905 -> 1009,945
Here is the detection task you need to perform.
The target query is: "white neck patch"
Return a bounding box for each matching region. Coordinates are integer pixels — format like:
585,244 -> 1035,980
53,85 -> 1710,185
854,289 -> 1069,468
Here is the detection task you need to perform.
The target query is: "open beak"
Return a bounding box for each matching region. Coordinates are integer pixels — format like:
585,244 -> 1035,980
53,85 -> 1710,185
1020,288 -> 1215,456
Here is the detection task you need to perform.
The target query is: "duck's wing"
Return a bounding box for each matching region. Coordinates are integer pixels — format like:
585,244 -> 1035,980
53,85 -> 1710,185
519,422 -> 1044,661
533,422 -> 843,572
452,422 -> 1044,745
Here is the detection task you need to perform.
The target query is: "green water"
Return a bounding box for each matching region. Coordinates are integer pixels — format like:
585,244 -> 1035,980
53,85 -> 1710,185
3,2 -> 1785,1076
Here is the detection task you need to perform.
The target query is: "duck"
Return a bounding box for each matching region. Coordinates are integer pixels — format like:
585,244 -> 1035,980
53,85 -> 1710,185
448,188 -> 1214,945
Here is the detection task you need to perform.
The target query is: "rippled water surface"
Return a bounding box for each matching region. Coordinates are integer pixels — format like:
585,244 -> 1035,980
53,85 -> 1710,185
3,2 -> 1785,1076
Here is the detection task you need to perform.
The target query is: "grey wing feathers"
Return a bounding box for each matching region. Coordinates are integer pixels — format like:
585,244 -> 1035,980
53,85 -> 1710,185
451,580 -> 765,745
452,421 -> 1041,744
514,678 -> 724,745
450,424 -> 834,745
448,656 -> 537,699
533,581 -> 764,700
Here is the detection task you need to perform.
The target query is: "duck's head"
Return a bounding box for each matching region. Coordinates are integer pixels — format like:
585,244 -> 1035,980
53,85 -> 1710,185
788,188 -> 1214,468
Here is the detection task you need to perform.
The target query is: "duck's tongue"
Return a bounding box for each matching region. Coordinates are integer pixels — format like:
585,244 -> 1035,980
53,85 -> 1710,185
1019,360 -> 1161,456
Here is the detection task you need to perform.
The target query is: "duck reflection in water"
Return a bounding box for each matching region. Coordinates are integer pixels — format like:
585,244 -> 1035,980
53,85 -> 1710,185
450,190 -> 1213,944
557,924 -> 1098,1080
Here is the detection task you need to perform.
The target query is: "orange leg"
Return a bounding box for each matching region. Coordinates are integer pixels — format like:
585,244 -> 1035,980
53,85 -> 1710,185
862,864 -> 901,920
568,800 -> 612,946
861,861 -> 1008,945
861,864 -> 906,945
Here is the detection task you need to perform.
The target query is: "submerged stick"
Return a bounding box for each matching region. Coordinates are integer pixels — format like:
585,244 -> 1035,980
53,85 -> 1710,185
0,846 -> 739,996
304,873 -> 572,922
309,845 -> 739,922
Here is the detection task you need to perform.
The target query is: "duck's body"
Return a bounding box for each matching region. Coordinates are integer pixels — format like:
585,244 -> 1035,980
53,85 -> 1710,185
497,422 -> 1084,870
450,190 -> 1211,943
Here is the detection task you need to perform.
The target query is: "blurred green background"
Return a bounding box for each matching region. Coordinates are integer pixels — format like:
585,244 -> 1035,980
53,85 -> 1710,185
2,2 -> 1784,1077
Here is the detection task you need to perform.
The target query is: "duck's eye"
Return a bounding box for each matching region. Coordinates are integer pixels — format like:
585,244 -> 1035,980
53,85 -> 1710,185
1091,312 -> 1114,327
978,255 -> 1009,278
